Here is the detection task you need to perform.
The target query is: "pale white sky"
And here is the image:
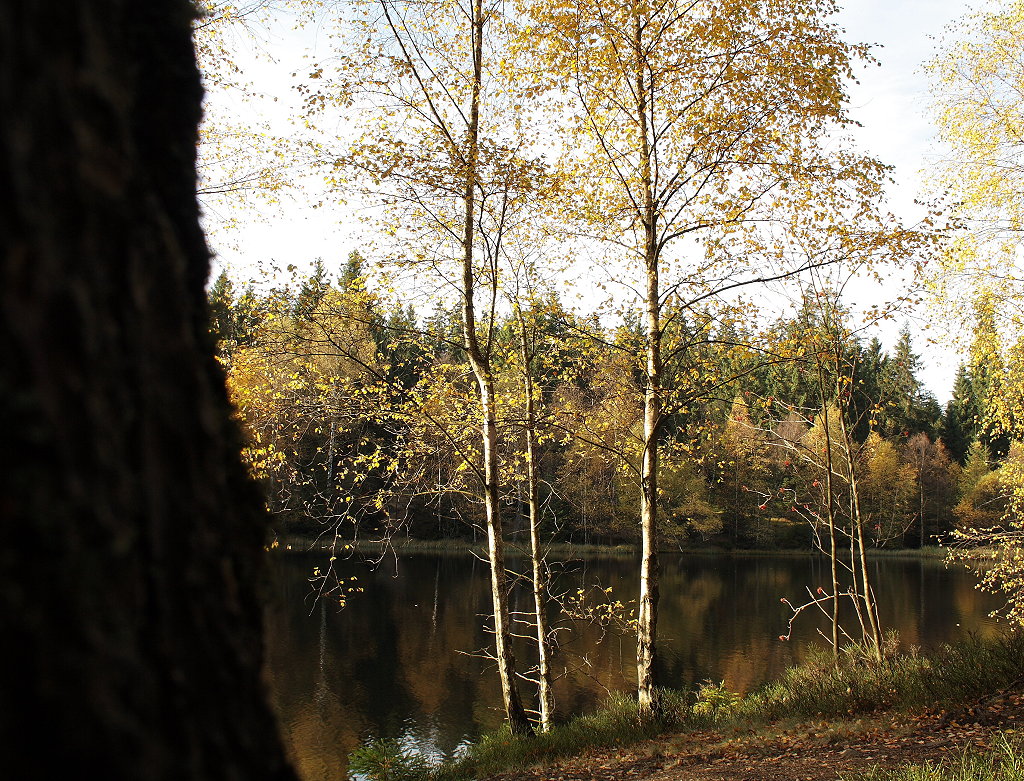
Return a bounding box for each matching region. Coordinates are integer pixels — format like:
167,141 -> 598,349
835,0 -> 975,400
203,0 -> 977,401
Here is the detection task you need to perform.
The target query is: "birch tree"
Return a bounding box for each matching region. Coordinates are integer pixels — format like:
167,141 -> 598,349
302,0 -> 539,734
525,0 -> 889,715
927,0 -> 1024,308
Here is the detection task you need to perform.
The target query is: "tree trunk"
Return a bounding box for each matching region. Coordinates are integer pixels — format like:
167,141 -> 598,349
522,326 -> 554,730
919,457 -> 926,548
638,370 -> 662,717
0,4 -> 296,779
840,410 -> 883,657
638,255 -> 662,716
459,0 -> 532,736
635,8 -> 662,718
815,363 -> 841,662
478,376 -> 533,735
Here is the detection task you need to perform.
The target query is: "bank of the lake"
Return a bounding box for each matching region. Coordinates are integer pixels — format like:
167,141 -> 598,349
264,549 -> 1000,780
376,632 -> 1024,781
428,634 -> 1024,781
274,534 -> 954,559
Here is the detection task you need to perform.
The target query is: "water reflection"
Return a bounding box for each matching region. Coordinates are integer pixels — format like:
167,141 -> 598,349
263,552 -> 1000,780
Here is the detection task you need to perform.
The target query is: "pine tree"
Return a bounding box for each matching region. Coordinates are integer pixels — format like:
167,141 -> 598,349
208,269 -> 237,354
970,295 -> 1009,458
941,364 -> 977,465
878,325 -> 926,439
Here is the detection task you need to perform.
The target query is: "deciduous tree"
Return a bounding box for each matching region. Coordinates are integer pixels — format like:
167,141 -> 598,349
302,0 -> 539,733
928,0 -> 1024,306
525,0 -> 888,713
1,3 -> 296,777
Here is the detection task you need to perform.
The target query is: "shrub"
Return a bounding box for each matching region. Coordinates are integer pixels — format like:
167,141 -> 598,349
349,738 -> 429,781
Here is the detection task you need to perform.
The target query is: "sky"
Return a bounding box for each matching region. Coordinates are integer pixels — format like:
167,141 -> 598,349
822,0 -> 975,400
203,0 -> 979,402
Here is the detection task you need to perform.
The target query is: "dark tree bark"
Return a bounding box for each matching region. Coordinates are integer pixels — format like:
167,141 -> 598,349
0,4 -> 297,779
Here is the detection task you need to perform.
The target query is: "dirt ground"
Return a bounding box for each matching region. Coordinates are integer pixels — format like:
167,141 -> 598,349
483,690 -> 1024,781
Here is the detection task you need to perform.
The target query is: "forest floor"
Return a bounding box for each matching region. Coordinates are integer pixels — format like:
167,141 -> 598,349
482,687 -> 1024,781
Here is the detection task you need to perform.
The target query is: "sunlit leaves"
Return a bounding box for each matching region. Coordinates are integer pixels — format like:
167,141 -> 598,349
926,1 -> 1024,317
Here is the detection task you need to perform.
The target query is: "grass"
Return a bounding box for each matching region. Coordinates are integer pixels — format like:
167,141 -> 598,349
278,535 -> 643,558
348,632 -> 1024,780
431,690 -> 691,780
846,733 -> 1024,780
738,631 -> 1024,724
864,545 -> 948,559
348,691 -> 689,781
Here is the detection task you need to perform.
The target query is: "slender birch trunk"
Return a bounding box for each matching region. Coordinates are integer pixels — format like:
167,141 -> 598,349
460,0 -> 532,736
839,407 -> 883,657
513,303 -> 554,729
523,350 -> 554,729
635,9 -> 662,717
815,362 -> 841,662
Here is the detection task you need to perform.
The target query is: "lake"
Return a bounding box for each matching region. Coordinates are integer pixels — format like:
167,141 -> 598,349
263,550 -> 1001,780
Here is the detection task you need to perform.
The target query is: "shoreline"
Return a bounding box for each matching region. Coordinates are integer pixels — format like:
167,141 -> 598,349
350,633 -> 1024,781
269,534 -> 952,560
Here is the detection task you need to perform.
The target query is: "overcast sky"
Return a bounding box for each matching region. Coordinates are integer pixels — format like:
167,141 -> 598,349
205,0 -> 978,401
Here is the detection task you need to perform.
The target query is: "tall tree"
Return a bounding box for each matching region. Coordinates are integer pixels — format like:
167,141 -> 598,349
901,433 -> 959,547
1,3 -> 295,779
859,432 -> 917,547
941,363 -> 978,465
304,0 -> 537,733
877,326 -> 931,439
528,0 -> 896,712
930,6 -> 1024,622
970,295 -> 1010,458
927,0 -> 1024,303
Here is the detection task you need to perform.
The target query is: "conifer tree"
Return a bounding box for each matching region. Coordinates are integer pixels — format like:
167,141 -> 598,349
942,364 -> 978,465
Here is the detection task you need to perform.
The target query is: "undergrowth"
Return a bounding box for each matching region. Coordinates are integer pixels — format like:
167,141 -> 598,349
349,632 -> 1024,780
431,690 -> 689,780
349,739 -> 429,781
741,631 -> 1024,723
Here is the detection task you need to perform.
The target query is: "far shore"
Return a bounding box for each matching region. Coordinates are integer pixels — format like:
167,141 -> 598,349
268,534 -> 954,560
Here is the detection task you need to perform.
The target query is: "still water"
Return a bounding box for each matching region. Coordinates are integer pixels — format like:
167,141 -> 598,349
263,551 -> 1001,780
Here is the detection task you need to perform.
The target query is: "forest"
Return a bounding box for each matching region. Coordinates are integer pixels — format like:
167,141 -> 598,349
193,0 -> 1024,754
211,259 -> 1003,553
9,0 -> 1024,779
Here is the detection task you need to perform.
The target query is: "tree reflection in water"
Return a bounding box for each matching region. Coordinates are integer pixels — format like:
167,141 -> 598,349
263,552 -> 999,780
